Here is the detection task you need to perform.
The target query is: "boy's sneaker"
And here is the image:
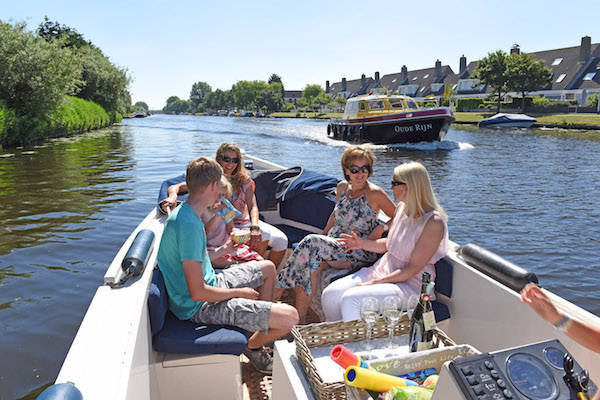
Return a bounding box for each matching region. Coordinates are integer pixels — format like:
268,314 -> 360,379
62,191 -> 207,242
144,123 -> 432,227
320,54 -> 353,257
243,346 -> 273,375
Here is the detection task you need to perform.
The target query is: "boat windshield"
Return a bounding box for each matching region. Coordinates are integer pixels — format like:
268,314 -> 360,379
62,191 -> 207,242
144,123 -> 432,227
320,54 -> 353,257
405,100 -> 418,110
389,99 -> 405,109
368,100 -> 385,110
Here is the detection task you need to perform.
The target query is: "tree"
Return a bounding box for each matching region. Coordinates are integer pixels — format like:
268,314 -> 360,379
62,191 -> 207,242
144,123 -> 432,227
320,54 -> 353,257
255,85 -> 283,113
334,96 -> 347,112
314,92 -> 331,111
166,96 -> 180,105
133,101 -> 148,112
189,81 -> 212,108
301,84 -> 325,111
268,73 -> 285,97
505,53 -> 553,113
472,50 -> 508,113
0,21 -> 81,116
163,99 -> 191,114
37,16 -> 93,49
231,80 -> 267,110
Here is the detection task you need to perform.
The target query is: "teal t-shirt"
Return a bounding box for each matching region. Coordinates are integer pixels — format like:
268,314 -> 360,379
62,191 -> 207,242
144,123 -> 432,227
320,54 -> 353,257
157,202 -> 217,320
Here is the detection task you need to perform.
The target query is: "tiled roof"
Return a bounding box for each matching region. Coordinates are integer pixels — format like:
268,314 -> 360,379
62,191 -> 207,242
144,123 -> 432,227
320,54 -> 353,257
326,39 -> 600,99
283,90 -> 302,98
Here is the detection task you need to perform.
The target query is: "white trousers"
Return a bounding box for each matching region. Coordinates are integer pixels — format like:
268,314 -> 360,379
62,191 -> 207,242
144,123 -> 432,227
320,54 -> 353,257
258,220 -> 288,252
321,267 -> 417,321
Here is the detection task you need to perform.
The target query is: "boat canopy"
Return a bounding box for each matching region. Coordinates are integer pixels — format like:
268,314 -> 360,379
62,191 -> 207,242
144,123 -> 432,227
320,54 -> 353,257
343,94 -> 420,119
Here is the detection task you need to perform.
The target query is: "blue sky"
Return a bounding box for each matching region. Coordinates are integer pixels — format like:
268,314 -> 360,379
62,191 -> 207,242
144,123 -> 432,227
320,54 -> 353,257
2,0 -> 599,109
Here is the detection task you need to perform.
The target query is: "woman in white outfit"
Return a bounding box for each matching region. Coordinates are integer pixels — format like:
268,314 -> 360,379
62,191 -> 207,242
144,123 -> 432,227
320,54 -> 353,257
321,161 -> 449,321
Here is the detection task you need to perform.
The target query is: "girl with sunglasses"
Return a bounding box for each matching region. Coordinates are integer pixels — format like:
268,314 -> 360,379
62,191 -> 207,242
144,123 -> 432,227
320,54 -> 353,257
161,143 -> 288,269
276,145 -> 396,323
321,161 -> 448,322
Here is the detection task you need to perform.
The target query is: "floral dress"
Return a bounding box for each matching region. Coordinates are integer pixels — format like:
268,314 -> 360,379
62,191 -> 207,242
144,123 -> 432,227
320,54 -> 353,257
276,190 -> 382,316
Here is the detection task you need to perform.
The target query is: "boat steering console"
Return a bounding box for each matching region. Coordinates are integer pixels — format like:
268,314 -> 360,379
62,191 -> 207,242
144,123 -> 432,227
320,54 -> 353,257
448,339 -> 596,400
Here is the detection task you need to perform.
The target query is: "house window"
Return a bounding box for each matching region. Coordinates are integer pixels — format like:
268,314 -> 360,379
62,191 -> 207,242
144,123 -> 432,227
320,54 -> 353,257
551,58 -> 563,66
565,93 -> 575,100
584,72 -> 597,81
556,74 -> 566,83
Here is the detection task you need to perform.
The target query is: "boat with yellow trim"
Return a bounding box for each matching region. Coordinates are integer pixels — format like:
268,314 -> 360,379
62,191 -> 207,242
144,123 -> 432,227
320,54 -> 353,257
327,91 -> 454,144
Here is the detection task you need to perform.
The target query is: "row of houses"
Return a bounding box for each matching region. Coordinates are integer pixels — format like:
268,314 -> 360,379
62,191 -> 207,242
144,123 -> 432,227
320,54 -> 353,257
319,36 -> 600,106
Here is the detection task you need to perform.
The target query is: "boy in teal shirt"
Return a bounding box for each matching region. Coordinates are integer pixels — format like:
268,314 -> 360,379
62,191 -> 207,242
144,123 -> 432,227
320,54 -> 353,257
157,157 -> 298,374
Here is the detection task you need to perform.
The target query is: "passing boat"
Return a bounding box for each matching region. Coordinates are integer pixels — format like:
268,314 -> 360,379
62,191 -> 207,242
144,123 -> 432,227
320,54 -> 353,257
478,113 -> 537,128
40,154 -> 599,400
327,92 -> 454,144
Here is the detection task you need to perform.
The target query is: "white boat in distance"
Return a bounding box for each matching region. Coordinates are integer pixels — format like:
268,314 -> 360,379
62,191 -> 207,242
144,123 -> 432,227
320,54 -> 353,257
40,154 -> 599,400
478,113 -> 537,128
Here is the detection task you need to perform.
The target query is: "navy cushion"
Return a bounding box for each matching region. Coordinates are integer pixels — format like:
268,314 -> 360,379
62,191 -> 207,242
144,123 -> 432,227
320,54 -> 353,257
280,192 -> 335,230
153,313 -> 248,355
148,268 -> 169,336
432,301 -> 450,323
434,258 -> 453,298
148,268 -> 248,355
274,224 -> 314,249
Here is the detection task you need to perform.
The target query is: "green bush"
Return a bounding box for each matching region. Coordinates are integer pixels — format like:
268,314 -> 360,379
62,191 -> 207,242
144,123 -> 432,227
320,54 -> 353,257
1,96 -> 110,146
586,93 -> 599,108
456,98 -> 484,111
532,97 -> 550,107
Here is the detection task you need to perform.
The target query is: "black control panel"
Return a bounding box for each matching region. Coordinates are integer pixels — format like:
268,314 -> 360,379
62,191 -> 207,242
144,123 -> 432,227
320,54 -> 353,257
449,339 -> 597,400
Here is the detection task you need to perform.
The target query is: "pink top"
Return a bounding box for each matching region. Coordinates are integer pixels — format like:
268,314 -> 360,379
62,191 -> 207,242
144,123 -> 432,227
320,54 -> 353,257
201,210 -> 228,250
367,207 -> 448,296
230,178 -> 254,227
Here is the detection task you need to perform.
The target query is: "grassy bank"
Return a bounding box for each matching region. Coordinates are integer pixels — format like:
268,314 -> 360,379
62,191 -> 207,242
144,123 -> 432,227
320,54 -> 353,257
454,112 -> 600,128
0,96 -> 116,147
268,110 -> 600,129
269,111 -> 343,119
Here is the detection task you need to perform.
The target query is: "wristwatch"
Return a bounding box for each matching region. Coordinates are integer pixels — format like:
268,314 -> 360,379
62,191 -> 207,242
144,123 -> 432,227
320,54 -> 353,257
553,314 -> 573,333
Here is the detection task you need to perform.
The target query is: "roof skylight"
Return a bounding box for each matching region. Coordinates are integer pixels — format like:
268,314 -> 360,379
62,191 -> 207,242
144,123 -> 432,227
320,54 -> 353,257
551,58 -> 563,66
423,74 -> 429,79
556,73 -> 566,83
412,76 -> 418,81
392,78 -> 397,83
583,72 -> 597,81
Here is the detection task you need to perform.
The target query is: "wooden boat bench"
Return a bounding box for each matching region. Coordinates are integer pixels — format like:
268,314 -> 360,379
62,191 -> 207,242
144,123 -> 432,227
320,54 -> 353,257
147,267 -> 246,400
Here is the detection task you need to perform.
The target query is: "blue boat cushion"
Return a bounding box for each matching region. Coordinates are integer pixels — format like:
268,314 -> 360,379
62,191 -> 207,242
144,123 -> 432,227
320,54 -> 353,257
157,174 -> 186,211
431,301 -> 450,323
148,268 -> 248,355
434,258 -> 453,298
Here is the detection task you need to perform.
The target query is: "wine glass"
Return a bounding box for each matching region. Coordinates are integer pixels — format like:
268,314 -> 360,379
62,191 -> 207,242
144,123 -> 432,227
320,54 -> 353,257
382,296 -> 403,348
405,294 -> 419,320
360,297 -> 380,351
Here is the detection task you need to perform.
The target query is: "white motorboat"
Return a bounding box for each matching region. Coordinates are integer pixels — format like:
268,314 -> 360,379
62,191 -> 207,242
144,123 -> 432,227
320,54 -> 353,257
40,154 -> 599,400
478,113 -> 537,128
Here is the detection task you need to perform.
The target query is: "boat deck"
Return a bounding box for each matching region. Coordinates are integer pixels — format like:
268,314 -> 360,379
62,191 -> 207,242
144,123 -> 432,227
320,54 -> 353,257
243,289 -> 320,400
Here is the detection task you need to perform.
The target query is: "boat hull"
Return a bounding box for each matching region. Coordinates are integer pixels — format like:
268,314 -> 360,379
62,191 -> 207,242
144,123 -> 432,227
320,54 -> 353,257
327,110 -> 454,144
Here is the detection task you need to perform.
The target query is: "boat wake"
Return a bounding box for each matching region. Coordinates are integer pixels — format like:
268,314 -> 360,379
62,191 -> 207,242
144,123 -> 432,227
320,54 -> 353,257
368,140 -> 473,151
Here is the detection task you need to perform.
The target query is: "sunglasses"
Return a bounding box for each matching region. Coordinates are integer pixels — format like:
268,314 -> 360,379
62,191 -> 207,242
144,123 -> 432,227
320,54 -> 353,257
348,165 -> 371,174
391,180 -> 406,187
221,155 -> 240,164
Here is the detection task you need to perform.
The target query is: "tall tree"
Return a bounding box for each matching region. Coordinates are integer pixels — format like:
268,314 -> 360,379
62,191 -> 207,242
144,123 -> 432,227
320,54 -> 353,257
301,84 -> 324,111
189,81 -> 212,108
37,16 -> 93,49
505,53 -> 553,113
133,101 -> 148,111
268,73 -> 285,97
472,50 -> 508,113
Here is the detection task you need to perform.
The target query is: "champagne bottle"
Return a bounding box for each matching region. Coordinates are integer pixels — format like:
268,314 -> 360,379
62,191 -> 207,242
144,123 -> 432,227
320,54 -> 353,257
408,272 -> 436,352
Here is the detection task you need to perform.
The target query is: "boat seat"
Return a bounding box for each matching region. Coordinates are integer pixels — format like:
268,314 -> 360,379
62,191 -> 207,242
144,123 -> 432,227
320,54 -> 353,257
432,258 -> 452,323
148,267 -> 248,355
273,224 -> 314,249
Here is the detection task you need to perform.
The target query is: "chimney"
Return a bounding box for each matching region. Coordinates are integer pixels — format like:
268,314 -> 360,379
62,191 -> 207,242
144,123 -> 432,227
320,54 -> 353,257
361,74 -> 366,87
342,77 -> 347,92
434,60 -> 442,80
459,55 -> 467,76
580,35 -> 591,64
374,71 -> 380,84
325,80 -> 330,93
510,44 -> 520,55
401,65 -> 408,84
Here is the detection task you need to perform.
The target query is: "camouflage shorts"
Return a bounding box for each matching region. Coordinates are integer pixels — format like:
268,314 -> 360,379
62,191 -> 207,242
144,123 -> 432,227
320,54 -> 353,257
190,261 -> 272,334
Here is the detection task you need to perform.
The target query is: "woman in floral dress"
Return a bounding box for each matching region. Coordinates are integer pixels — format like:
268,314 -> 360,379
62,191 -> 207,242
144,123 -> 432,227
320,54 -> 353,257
276,146 -> 396,323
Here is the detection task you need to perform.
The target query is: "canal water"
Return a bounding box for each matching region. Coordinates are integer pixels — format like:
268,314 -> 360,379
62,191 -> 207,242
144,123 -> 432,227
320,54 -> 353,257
1,115 -> 599,398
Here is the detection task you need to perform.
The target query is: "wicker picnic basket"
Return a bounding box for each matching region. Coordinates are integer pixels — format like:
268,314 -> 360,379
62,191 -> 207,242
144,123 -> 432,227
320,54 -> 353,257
291,316 -> 455,400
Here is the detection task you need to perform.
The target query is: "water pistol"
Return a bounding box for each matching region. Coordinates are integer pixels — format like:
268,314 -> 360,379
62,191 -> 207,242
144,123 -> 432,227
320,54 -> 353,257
330,344 -> 369,370
344,366 -> 418,392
